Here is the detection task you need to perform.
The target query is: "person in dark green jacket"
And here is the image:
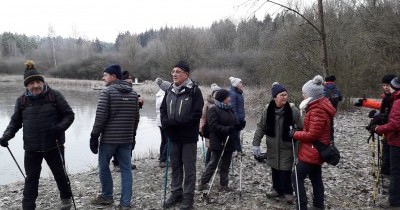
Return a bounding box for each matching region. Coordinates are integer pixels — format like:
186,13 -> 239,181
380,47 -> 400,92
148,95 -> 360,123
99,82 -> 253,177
252,82 -> 302,204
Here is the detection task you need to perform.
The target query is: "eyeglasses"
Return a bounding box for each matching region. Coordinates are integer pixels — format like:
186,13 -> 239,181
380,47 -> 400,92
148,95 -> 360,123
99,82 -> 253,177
171,70 -> 186,75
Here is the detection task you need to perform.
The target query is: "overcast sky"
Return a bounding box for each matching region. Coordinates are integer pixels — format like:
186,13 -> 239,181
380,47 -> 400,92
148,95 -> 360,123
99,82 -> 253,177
0,0 -> 313,42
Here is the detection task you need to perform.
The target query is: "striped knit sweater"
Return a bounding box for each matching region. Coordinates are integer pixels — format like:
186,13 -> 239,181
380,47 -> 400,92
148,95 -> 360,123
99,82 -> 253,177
91,80 -> 140,144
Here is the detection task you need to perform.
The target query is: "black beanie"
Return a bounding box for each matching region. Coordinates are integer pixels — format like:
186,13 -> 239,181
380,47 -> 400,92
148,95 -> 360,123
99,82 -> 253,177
122,70 -> 131,80
390,76 -> 400,91
215,89 -> 230,102
104,64 -> 122,80
271,82 -> 287,98
382,74 -> 396,84
174,60 -> 190,73
23,60 -> 44,86
325,75 -> 336,82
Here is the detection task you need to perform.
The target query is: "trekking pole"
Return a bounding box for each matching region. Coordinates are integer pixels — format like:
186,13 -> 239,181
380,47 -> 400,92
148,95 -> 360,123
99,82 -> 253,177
239,132 -> 244,198
6,146 -> 26,179
55,140 -> 77,210
290,126 -> 301,210
201,136 -> 206,164
163,137 -> 171,209
204,137 -> 229,199
370,133 -> 377,204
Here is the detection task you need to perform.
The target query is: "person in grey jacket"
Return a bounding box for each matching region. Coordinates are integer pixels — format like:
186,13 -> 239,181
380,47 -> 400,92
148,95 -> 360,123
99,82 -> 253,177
161,61 -> 204,210
89,64 -> 140,209
252,82 -> 302,204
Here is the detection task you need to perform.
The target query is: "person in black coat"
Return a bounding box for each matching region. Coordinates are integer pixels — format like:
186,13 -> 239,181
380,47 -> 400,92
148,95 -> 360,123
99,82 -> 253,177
198,89 -> 238,192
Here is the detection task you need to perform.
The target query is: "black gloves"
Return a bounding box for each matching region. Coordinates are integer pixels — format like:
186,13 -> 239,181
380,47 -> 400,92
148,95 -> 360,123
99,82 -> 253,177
288,128 -> 296,139
354,98 -> 366,107
0,137 -> 8,147
90,136 -> 99,154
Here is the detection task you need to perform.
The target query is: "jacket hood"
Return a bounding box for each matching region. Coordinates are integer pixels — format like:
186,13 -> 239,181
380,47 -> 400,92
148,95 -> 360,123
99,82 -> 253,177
206,95 -> 215,104
307,97 -> 336,118
112,80 -> 133,93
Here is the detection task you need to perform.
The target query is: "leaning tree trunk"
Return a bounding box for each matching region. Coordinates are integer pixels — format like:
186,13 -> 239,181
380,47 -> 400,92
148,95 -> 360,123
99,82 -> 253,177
318,0 -> 329,77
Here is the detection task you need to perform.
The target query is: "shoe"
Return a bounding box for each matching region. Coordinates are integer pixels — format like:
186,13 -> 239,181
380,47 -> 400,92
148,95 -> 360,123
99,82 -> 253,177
164,194 -> 183,208
266,189 -> 280,198
179,197 -> 194,210
117,204 -> 132,210
197,183 -> 208,191
59,198 -> 72,210
91,195 -> 114,205
131,164 -> 137,170
284,194 -> 294,204
219,185 -> 233,192
159,161 -> 166,168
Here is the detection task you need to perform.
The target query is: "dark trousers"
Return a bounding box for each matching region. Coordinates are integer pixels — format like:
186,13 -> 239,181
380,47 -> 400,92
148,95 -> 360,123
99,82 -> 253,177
205,148 -> 211,165
23,147 -> 71,210
389,145 -> 400,206
381,141 -> 391,175
232,130 -> 242,152
200,150 -> 233,187
159,127 -> 167,162
292,161 -> 324,210
170,141 -> 197,199
112,142 -> 135,166
271,168 -> 293,195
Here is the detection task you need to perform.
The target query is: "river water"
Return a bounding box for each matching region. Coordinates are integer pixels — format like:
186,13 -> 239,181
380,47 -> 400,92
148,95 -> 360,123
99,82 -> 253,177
0,80 -> 161,185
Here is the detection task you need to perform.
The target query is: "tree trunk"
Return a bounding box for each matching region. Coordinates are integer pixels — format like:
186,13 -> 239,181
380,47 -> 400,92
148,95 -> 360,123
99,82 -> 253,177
318,0 -> 329,77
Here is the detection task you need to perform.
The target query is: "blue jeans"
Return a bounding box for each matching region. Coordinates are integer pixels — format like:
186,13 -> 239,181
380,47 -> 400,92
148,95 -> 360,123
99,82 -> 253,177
99,143 -> 132,207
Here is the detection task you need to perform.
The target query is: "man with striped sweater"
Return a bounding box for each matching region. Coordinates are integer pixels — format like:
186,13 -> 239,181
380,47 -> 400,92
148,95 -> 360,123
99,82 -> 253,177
89,64 -> 140,209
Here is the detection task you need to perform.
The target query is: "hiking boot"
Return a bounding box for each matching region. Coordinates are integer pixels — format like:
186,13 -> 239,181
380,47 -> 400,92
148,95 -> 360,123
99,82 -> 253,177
266,189 -> 280,198
179,197 -> 194,210
91,195 -> 114,205
284,194 -> 294,204
219,185 -> 233,192
117,204 -> 132,210
164,194 -> 183,208
59,198 -> 72,210
159,161 -> 166,168
197,183 -> 208,191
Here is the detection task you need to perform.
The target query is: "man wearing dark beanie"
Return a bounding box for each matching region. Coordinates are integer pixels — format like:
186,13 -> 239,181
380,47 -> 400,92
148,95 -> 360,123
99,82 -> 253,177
0,60 -> 75,210
375,76 -> 400,208
161,60 -> 204,210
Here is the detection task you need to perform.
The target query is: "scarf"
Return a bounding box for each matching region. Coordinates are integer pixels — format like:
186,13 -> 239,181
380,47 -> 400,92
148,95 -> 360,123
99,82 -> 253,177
25,84 -> 48,100
172,78 -> 192,93
265,100 -> 293,142
299,97 -> 313,117
215,100 -> 232,110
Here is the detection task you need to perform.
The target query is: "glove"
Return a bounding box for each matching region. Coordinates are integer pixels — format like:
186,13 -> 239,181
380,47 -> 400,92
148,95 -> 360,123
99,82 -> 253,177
252,146 -> 261,156
0,137 -> 8,147
240,120 -> 246,129
254,153 -> 267,163
368,110 -> 377,118
370,124 -> 378,133
138,97 -> 144,109
90,136 -> 99,154
288,128 -> 296,139
354,98 -> 365,107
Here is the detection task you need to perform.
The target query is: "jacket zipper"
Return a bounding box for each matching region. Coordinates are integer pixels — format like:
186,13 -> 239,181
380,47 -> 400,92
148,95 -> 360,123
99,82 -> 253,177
179,99 -> 183,116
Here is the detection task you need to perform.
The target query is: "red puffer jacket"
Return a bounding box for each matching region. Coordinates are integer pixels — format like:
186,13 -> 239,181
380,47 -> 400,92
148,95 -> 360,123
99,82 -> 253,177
376,91 -> 400,147
293,97 -> 336,165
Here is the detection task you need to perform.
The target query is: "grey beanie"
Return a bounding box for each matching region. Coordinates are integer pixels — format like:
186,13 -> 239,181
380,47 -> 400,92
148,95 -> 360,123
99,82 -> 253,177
391,76 -> 400,91
302,75 -> 324,99
155,77 -> 171,91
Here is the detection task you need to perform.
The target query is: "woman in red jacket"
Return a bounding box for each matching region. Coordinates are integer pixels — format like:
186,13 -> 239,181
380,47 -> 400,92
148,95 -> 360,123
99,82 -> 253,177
291,75 -> 336,210
375,76 -> 400,208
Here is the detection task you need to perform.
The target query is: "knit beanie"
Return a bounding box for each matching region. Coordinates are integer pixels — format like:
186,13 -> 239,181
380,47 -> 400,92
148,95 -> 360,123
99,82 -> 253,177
122,70 -> 131,80
390,76 -> 400,91
174,60 -> 190,73
23,60 -> 45,86
325,75 -> 336,82
155,77 -> 171,91
229,76 -> 242,87
382,74 -> 396,84
104,64 -> 122,80
215,89 -> 230,102
271,82 -> 287,98
210,83 -> 222,95
302,75 -> 324,99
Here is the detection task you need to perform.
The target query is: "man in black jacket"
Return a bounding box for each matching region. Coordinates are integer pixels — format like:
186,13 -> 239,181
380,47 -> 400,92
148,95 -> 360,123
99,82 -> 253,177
161,61 -> 204,210
90,64 -> 140,209
0,60 -> 75,210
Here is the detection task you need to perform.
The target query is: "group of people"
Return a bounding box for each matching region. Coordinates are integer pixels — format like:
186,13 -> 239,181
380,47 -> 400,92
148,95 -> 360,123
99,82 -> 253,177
0,59 -> 399,210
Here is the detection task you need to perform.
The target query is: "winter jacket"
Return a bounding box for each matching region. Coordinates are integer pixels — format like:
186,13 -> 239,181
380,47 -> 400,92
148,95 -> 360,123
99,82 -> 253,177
323,82 -> 342,108
160,79 -> 204,143
207,105 -> 237,151
230,86 -> 245,122
252,102 -> 302,170
1,86 -> 74,152
91,80 -> 140,144
293,97 -> 336,166
156,89 -> 165,127
200,95 -> 216,133
376,91 -> 400,147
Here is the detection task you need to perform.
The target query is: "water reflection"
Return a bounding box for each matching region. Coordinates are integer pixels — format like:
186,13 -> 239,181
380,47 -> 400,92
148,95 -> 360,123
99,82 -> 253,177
0,81 -> 160,185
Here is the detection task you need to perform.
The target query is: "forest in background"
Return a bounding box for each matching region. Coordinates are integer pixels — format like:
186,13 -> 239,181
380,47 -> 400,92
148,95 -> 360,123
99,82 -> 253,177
0,0 -> 399,97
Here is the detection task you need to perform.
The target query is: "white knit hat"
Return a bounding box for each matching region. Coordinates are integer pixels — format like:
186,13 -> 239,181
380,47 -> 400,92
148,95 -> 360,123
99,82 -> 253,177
302,75 -> 324,99
210,83 -> 222,94
229,76 -> 242,87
